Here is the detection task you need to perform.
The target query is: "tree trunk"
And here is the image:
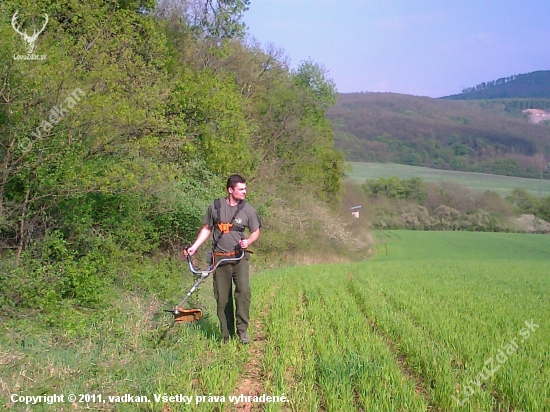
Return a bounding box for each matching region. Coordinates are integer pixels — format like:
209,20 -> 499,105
15,188 -> 30,266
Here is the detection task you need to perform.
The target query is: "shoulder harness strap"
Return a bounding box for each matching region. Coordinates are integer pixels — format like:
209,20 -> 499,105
214,198 -> 222,224
214,199 -> 246,234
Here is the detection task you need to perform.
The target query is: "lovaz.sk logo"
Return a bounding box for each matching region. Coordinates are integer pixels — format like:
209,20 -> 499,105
11,10 -> 48,61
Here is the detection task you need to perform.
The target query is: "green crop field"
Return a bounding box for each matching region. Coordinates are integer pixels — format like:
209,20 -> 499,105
250,231 -> 550,412
347,161 -> 550,197
2,231 -> 549,411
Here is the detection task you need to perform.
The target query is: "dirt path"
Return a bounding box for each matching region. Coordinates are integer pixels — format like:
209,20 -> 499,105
231,292 -> 276,412
232,327 -> 266,411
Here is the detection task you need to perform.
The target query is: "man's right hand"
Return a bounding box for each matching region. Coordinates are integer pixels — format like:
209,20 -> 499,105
186,245 -> 198,256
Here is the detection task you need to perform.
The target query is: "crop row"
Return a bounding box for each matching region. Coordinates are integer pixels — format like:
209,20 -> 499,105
252,256 -> 549,411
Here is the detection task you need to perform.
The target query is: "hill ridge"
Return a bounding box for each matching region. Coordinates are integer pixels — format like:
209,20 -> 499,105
441,70 -> 550,100
328,92 -> 550,179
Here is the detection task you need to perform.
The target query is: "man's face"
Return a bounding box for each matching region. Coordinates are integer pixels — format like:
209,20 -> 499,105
229,182 -> 247,201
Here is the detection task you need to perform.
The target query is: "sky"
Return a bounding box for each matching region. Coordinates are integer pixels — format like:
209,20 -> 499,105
243,0 -> 550,98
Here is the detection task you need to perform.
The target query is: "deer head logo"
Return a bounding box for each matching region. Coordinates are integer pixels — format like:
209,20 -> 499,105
11,11 -> 49,55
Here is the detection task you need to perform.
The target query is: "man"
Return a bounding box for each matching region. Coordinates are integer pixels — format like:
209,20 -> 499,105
187,174 -> 261,344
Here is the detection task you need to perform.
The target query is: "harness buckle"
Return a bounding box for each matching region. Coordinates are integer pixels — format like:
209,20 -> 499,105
217,222 -> 233,234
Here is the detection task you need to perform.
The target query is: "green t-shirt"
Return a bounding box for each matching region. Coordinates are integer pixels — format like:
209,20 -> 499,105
204,198 -> 262,252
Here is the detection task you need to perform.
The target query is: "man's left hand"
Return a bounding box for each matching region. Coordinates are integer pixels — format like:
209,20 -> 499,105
239,238 -> 249,249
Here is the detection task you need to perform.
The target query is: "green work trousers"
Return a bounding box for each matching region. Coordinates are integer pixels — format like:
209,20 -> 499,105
212,253 -> 250,339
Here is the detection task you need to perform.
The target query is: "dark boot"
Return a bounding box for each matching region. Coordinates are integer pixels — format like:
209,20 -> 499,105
237,330 -> 250,344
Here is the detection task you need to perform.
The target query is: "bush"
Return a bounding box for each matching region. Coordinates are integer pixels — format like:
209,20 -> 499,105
363,176 -> 426,202
364,177 -> 519,232
538,197 -> 550,222
253,188 -> 372,264
0,231 -> 109,313
150,162 -> 224,250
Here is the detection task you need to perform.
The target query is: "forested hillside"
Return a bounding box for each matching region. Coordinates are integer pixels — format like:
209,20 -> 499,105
328,92 -> 550,178
0,0 -> 347,313
442,70 -> 550,100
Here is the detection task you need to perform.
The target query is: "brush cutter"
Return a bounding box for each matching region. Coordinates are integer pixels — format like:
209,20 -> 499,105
165,247 -> 245,323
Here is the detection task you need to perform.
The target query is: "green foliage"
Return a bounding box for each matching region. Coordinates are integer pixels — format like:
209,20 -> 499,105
506,188 -> 541,214
293,59 -> 337,110
1,0 -> 346,318
453,144 -> 474,156
474,158 -> 522,176
0,231 -> 109,312
538,196 -> 550,222
240,56 -> 345,199
363,176 -> 426,202
150,162 -> 225,245
166,0 -> 251,39
167,70 -> 254,176
506,188 -> 550,223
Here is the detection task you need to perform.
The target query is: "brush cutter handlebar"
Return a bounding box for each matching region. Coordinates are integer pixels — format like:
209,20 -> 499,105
184,247 -> 245,275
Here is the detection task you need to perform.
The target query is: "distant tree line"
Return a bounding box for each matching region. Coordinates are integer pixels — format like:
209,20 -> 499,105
442,71 -> 550,100
461,75 -> 519,94
503,99 -> 550,111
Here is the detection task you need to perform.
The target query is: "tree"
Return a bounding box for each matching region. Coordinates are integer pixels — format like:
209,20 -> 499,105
0,0 -> 172,262
237,56 -> 344,198
506,188 -> 540,214
157,0 -> 250,39
167,69 -> 254,176
538,196 -> 550,222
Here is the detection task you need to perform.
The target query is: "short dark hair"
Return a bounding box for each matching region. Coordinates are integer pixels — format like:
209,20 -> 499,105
227,174 -> 246,190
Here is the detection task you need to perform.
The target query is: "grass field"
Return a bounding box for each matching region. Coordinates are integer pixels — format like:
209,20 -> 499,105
347,161 -> 550,197
1,231 -> 549,411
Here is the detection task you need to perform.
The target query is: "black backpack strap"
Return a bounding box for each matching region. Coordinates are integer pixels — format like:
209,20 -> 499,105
211,198 -> 223,252
235,200 -> 246,216
214,198 -> 222,224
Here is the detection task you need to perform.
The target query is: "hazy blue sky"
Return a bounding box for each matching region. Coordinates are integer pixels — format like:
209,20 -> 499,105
243,0 -> 550,97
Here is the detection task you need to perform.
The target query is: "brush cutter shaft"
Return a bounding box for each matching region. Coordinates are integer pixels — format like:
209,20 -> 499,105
177,273 -> 208,309
176,249 -> 245,309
